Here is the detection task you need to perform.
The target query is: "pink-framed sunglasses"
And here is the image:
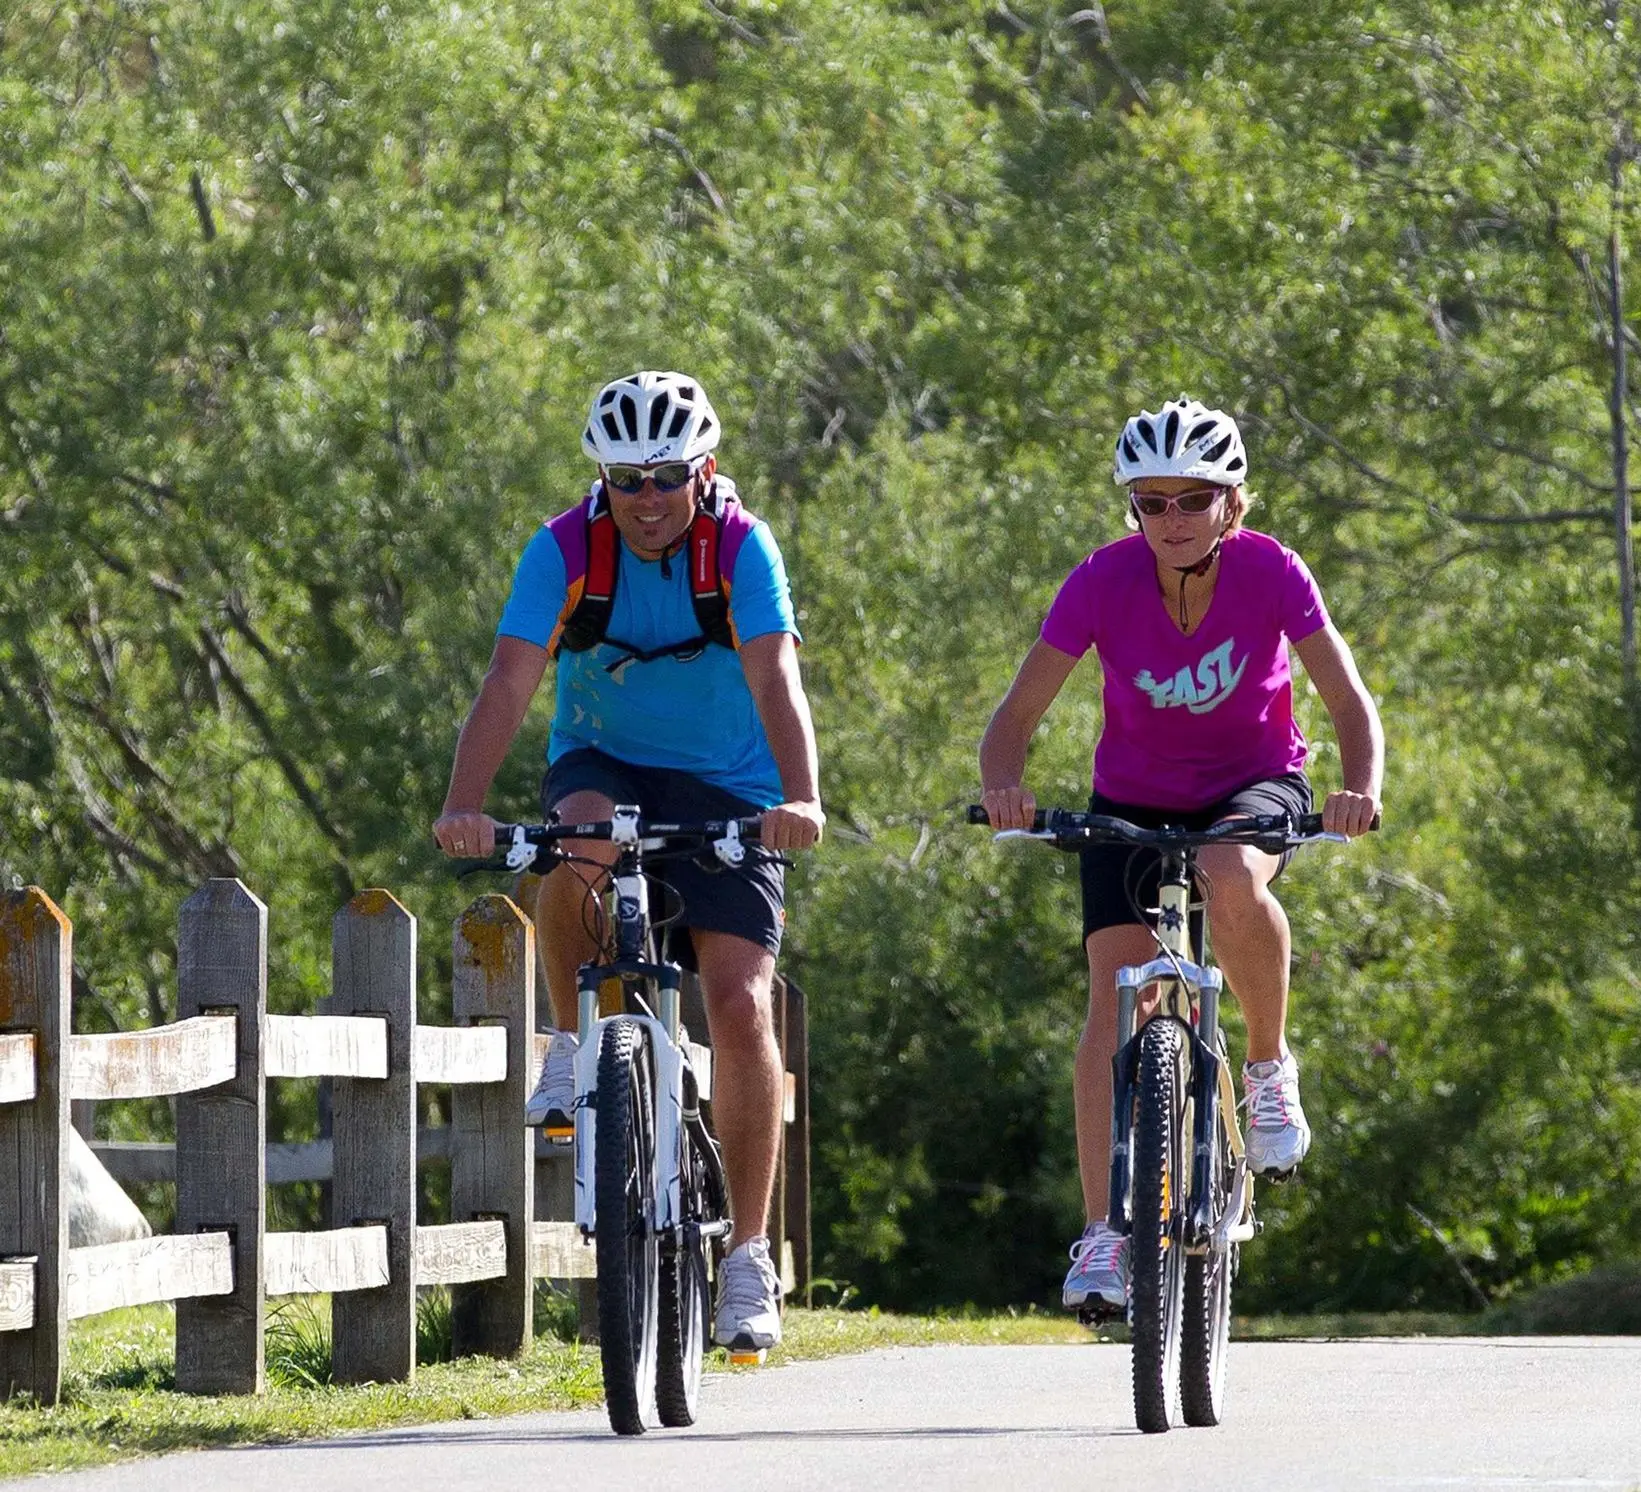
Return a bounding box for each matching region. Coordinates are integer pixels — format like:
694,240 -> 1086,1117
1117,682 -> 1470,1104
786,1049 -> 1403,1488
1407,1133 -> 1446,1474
1129,484 -> 1227,517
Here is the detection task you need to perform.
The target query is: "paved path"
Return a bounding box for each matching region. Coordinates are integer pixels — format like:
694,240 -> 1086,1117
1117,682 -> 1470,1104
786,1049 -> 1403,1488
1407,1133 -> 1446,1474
13,1339 -> 1641,1491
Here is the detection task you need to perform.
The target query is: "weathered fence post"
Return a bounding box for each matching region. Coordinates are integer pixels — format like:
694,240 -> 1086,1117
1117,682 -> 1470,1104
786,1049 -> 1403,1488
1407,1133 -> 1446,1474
782,977 -> 812,1305
175,879 -> 267,1395
535,1119 -> 597,1342
771,973 -> 790,1287
331,890 -> 417,1384
450,895 -> 533,1357
0,888 -> 71,1404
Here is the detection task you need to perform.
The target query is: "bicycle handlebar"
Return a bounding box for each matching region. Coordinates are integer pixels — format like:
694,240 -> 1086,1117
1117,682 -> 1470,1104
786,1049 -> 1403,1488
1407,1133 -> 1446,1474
459,812 -> 767,876
965,803 -> 1379,848
492,816 -> 765,846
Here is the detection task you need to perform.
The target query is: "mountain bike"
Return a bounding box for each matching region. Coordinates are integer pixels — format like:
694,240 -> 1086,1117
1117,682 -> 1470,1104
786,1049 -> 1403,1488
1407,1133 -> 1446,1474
970,805 -> 1368,1434
471,809 -> 769,1435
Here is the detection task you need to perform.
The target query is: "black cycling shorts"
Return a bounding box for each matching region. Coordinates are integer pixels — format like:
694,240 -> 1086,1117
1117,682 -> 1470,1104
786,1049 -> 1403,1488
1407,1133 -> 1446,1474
541,748 -> 785,962
1079,771 -> 1313,941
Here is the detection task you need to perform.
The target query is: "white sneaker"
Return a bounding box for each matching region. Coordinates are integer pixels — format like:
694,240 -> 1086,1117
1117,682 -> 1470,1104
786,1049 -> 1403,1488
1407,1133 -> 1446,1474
1244,1051 -> 1312,1176
525,1031 -> 578,1131
713,1236 -> 782,1351
1062,1220 -> 1130,1310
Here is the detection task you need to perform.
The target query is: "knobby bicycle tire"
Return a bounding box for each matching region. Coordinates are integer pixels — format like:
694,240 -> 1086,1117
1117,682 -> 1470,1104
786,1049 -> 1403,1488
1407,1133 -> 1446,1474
1130,1018 -> 1187,1434
656,1111 -> 713,1426
1181,1036 -> 1237,1426
594,1016 -> 660,1435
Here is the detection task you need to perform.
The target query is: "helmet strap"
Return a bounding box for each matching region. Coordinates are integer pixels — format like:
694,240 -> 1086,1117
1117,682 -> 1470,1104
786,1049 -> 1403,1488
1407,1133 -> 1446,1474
1171,537 -> 1223,579
1169,538 -> 1223,630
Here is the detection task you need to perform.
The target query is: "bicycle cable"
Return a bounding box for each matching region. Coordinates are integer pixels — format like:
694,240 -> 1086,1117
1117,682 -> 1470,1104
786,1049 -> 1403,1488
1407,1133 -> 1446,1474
1121,845 -> 1194,988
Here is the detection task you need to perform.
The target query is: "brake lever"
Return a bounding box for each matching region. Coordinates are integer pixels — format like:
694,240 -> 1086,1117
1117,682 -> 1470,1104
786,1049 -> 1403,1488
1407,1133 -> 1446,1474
502,824 -> 536,873
713,820 -> 747,866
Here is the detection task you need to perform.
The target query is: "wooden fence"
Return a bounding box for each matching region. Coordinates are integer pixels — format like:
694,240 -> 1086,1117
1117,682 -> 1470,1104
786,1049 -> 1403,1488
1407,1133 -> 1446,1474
0,880 -> 810,1406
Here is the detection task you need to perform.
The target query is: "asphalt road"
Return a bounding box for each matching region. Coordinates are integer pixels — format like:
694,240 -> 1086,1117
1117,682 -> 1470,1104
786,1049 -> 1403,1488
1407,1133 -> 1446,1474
12,1338 -> 1641,1492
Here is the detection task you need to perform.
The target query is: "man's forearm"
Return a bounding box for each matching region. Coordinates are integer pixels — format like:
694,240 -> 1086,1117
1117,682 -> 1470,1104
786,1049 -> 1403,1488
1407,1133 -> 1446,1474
762,683 -> 821,803
442,678 -> 535,814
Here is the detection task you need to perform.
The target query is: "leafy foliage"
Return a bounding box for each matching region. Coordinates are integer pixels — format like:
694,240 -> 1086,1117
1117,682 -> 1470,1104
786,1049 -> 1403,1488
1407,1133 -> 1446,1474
2,0 -> 1637,1313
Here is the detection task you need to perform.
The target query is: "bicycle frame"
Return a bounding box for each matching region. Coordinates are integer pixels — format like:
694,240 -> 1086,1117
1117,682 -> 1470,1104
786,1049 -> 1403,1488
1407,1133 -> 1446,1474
973,802 -> 1368,1430
568,808 -> 728,1249
1108,848 -> 1254,1256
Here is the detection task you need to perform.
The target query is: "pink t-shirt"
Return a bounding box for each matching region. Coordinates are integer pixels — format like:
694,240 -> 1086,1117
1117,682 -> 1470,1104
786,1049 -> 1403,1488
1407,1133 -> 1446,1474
1040,529 -> 1329,810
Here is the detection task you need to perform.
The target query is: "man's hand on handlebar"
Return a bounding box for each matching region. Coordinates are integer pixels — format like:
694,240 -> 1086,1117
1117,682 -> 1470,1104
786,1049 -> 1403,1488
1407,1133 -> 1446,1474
760,798 -> 826,852
1320,790 -> 1379,839
433,810 -> 503,859
980,784 -> 1038,832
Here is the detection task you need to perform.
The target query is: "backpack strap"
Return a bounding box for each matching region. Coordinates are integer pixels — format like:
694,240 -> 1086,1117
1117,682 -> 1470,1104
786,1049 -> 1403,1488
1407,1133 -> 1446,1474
685,477 -> 755,650
545,488 -> 618,658
546,476 -> 755,664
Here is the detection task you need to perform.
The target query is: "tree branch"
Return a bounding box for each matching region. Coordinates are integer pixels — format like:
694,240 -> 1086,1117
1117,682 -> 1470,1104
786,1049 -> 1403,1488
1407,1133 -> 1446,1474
189,167 -> 216,243
646,126 -> 727,214
61,606 -> 243,882
33,687 -> 178,882
194,618 -> 349,852
1061,6 -> 1150,112
699,0 -> 765,47
1448,507 -> 1611,526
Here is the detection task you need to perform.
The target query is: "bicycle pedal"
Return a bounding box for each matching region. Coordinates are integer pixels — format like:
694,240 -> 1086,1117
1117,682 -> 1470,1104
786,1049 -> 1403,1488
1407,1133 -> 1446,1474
543,1123 -> 574,1146
727,1348 -> 768,1366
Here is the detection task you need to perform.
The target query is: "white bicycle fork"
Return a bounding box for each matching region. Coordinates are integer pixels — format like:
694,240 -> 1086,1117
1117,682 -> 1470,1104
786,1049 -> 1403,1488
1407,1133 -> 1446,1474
572,1013 -> 688,1237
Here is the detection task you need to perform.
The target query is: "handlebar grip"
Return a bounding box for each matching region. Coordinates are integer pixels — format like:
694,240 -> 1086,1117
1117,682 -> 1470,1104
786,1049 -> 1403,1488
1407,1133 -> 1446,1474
967,804 -> 1050,830
1295,811 -> 1381,835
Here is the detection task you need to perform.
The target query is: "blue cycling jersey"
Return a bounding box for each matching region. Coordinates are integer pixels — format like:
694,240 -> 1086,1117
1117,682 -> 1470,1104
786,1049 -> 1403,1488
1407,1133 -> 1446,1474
496,517 -> 799,805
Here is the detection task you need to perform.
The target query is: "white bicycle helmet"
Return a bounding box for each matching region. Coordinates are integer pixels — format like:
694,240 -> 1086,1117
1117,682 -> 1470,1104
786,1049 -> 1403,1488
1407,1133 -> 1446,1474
580,370 -> 721,466
1112,396 -> 1247,486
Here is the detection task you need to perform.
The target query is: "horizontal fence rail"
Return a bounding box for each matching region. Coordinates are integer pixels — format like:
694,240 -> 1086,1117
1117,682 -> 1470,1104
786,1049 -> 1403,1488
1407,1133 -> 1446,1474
0,880 -> 810,1405
266,1014 -> 388,1080
68,1016 -> 239,1099
0,1033 -> 36,1104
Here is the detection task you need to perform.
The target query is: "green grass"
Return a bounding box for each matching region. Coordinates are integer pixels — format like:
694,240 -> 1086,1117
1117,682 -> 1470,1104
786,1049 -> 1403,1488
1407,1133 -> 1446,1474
0,1300 -> 1490,1478
0,1300 -> 605,1479
1230,1311 -> 1476,1339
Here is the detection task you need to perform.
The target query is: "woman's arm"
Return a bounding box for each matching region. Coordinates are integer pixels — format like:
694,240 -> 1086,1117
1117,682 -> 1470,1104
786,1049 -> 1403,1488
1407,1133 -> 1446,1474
1292,623 -> 1384,836
978,639 -> 1080,829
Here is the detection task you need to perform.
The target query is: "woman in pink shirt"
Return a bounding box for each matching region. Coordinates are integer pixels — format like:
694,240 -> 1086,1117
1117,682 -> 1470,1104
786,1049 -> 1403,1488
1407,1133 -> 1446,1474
979,396 -> 1383,1314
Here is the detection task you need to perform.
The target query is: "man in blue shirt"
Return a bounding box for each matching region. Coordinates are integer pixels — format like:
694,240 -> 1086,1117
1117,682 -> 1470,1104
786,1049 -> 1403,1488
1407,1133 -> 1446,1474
433,371 -> 824,1354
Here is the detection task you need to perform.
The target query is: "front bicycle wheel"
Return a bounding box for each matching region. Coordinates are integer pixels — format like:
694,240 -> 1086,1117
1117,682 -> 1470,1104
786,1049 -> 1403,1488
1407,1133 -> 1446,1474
656,1111 -> 719,1426
1130,1018 -> 1187,1434
594,1016 -> 659,1435
1181,1047 -> 1237,1426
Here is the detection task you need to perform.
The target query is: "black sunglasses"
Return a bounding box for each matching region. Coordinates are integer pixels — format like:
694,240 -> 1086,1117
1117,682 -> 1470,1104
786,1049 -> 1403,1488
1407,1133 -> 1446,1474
602,460 -> 701,494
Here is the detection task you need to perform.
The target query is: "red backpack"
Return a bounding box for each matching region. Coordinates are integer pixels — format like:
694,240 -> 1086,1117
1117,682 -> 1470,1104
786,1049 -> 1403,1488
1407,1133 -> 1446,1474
544,476 -> 758,670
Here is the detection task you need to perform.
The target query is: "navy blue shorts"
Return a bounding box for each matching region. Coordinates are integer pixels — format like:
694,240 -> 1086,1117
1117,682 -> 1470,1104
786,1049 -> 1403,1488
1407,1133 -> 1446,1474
1079,772 -> 1313,941
541,748 -> 785,961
